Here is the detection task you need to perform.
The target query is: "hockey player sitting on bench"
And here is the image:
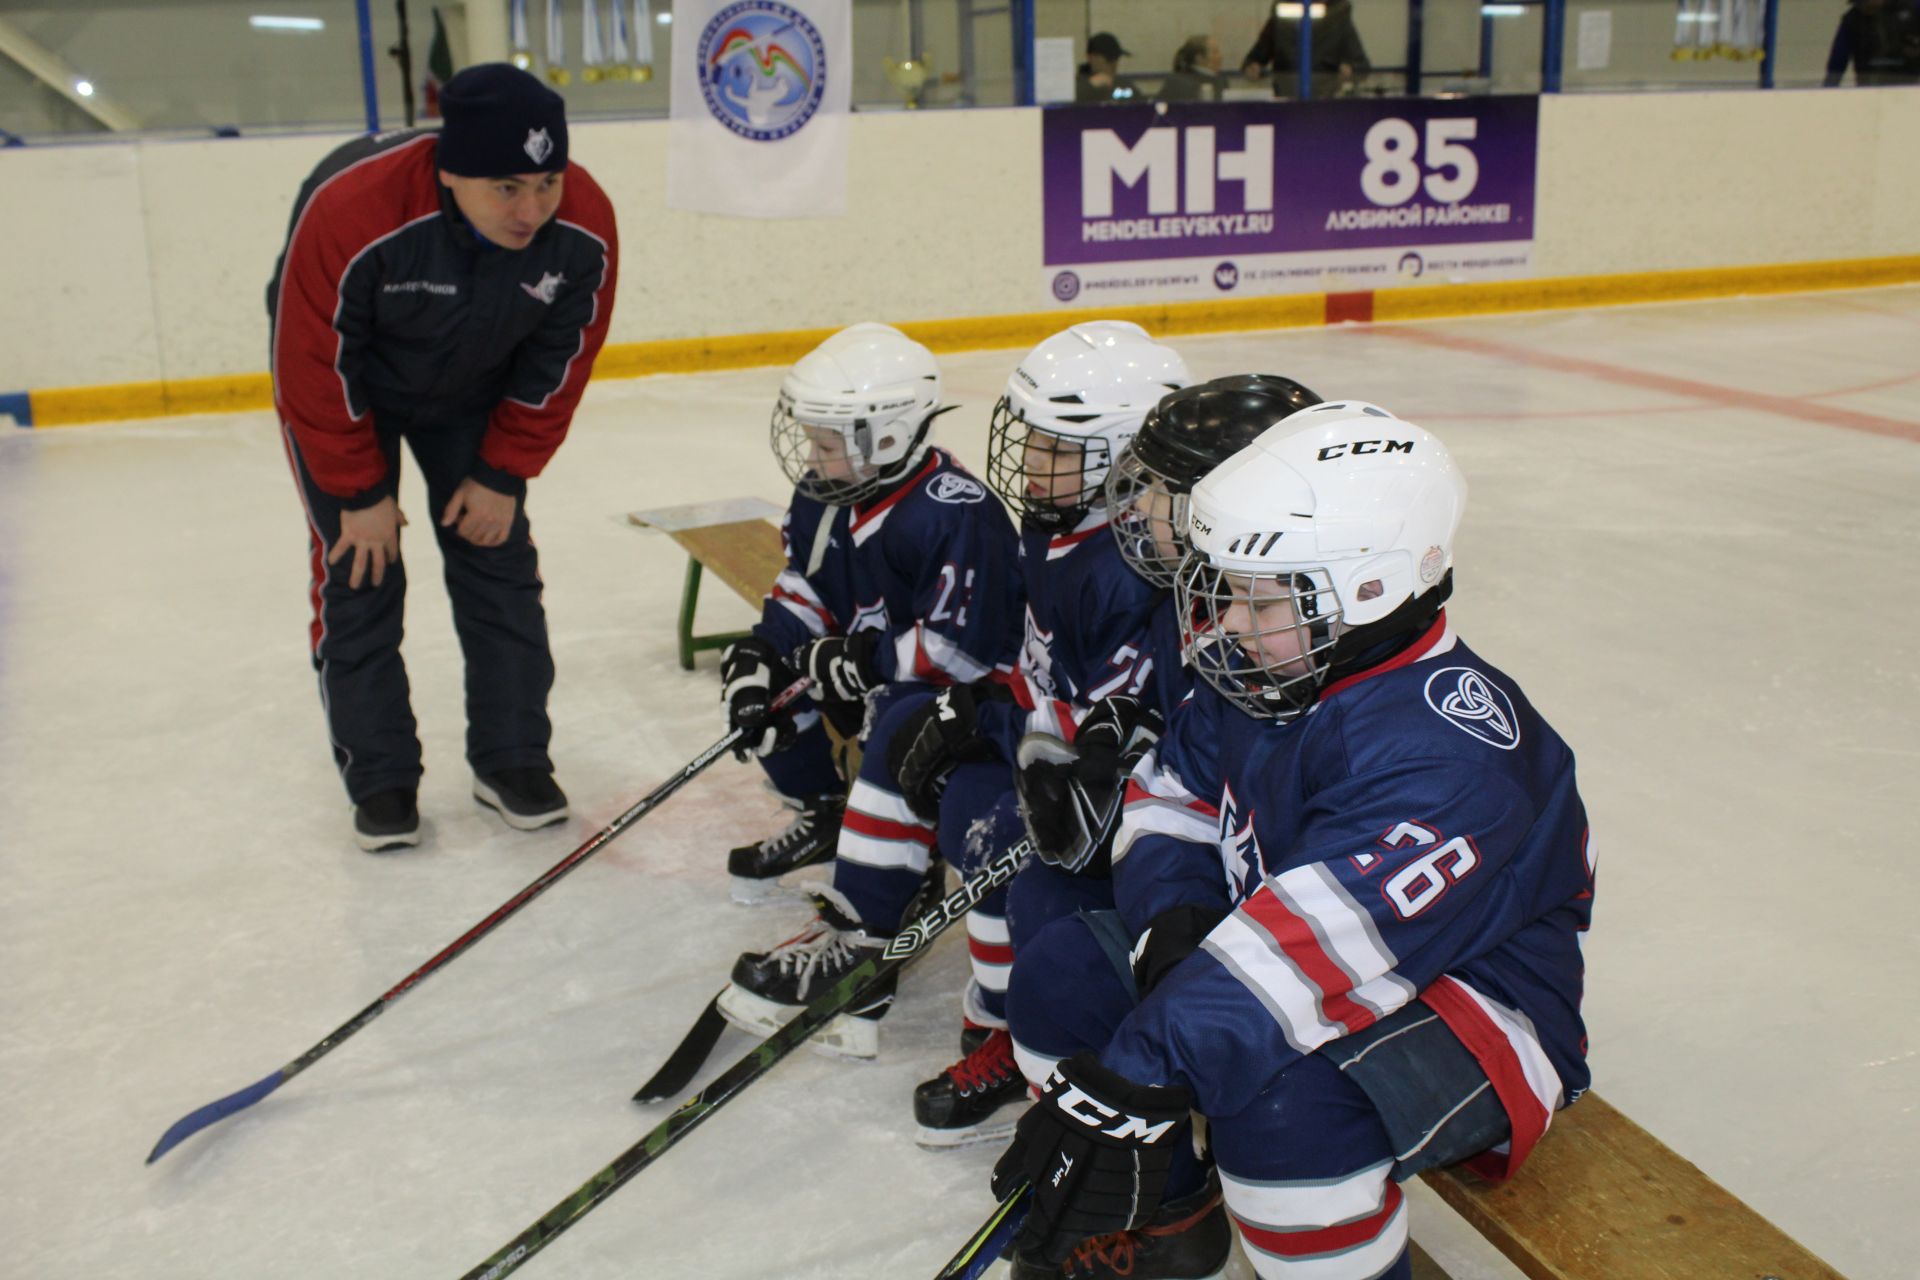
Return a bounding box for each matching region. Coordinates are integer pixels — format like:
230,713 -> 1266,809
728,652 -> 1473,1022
991,403 -> 1596,1280
713,322 -> 1023,1055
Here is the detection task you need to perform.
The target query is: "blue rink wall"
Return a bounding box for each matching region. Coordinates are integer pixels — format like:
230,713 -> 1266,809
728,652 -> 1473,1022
2,87 -> 1917,426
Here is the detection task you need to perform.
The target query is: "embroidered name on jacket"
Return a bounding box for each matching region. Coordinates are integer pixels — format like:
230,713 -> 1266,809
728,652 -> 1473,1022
382,280 -> 459,295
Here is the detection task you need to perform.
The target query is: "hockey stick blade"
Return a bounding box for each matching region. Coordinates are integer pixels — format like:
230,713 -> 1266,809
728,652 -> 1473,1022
933,1184 -> 1031,1280
459,840 -> 1031,1279
630,995 -> 728,1103
145,679 -> 813,1166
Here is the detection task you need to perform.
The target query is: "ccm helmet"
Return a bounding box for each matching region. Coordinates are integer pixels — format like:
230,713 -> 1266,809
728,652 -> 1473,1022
1177,401 -> 1467,721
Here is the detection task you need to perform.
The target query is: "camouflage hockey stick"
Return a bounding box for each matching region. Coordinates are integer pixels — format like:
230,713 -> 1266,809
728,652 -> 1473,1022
459,838 -> 1032,1279
145,678 -> 813,1165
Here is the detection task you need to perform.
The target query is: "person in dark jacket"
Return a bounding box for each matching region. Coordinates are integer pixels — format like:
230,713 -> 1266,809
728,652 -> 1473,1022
1160,34 -> 1232,102
1242,0 -> 1371,99
267,63 -> 619,851
1076,31 -> 1145,103
1825,0 -> 1920,84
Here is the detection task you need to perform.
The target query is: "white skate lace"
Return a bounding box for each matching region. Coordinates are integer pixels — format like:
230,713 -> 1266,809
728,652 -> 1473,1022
766,919 -> 877,998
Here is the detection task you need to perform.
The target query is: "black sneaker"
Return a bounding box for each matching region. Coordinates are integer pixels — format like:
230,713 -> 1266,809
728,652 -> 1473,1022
728,793 -> 844,904
353,788 -> 420,853
1009,1176 -> 1231,1280
715,885 -> 894,1058
914,1027 -> 1029,1148
473,768 -> 568,830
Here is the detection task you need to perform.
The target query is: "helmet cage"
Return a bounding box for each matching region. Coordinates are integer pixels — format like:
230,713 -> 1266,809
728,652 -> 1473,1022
1177,559 -> 1345,722
770,392 -> 930,506
1104,444 -> 1191,589
985,396 -> 1118,533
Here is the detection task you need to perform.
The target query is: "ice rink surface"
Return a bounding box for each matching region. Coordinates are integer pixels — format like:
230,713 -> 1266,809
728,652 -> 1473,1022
3,288 -> 1917,1280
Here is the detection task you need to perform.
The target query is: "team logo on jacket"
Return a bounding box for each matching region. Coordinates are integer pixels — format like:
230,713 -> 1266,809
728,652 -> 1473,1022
520,271 -> 565,304
524,127 -> 555,165
696,1 -> 828,142
928,473 -> 987,505
1424,667 -> 1520,750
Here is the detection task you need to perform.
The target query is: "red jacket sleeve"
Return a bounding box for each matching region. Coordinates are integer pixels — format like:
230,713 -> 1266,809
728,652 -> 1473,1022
270,136 -> 439,504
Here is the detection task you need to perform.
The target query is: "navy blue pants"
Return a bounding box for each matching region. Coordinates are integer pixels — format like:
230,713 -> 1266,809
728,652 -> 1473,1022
285,420 -> 553,803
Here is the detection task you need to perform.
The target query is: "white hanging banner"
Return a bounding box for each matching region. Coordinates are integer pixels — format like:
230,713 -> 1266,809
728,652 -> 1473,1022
667,0 -> 851,218
632,0 -> 656,67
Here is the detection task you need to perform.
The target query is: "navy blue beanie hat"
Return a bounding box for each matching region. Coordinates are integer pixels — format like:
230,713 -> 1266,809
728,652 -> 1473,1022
437,63 -> 569,177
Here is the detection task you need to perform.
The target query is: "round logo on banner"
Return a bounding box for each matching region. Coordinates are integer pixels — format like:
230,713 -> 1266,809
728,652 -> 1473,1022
697,1 -> 827,141
1212,261 -> 1239,291
1051,271 -> 1082,302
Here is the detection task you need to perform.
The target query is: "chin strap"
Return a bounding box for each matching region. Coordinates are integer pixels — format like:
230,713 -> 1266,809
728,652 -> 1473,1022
1324,571 -> 1453,682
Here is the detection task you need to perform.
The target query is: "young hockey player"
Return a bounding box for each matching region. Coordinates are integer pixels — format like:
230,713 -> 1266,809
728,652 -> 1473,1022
716,322 -> 1022,910
991,402 -> 1596,1280
717,321 -> 1188,1064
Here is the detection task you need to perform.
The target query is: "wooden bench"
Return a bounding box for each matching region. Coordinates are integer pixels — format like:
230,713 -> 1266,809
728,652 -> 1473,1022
632,501 -> 1847,1280
1411,1090 -> 1846,1280
628,497 -> 786,671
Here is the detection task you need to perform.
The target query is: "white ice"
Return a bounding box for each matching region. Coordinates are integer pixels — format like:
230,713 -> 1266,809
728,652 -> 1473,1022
3,288 -> 1917,1280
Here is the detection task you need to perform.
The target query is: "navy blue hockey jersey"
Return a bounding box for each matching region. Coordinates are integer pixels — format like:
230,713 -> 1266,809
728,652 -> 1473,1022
1105,614 -> 1593,1177
753,449 -> 1022,687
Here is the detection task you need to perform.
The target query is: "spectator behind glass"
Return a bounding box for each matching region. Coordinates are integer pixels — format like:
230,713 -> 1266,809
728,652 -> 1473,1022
1160,34 -> 1231,101
1077,31 -> 1144,103
1825,0 -> 1920,84
1242,0 -> 1371,99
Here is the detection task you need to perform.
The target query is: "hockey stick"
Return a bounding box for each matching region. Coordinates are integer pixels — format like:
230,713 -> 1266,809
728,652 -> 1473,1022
145,678 -> 813,1165
629,996 -> 727,1102
933,1184 -> 1031,1280
459,839 -> 1032,1279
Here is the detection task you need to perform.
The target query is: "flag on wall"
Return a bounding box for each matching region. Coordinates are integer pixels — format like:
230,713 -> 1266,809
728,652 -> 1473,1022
423,7 -> 454,117
667,0 -> 851,218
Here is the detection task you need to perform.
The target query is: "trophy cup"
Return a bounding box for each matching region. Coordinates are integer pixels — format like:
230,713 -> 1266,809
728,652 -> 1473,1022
884,55 -> 931,108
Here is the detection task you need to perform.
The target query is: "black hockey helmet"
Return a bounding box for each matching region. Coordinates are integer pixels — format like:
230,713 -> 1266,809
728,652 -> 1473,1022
1106,373 -> 1322,587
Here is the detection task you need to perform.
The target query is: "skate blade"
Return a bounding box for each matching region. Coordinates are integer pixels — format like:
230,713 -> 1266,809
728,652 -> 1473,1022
715,984 -> 797,1038
728,875 -> 812,907
806,1013 -> 879,1060
912,1111 -> 1024,1150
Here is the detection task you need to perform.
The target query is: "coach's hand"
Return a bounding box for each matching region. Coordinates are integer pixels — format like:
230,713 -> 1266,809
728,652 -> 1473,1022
442,476 -> 517,548
330,494 -> 406,589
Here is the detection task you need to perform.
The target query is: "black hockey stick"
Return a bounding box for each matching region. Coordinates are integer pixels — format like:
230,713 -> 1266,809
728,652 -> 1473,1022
459,839 -> 1031,1279
629,996 -> 728,1102
933,1184 -> 1031,1280
145,678 -> 813,1165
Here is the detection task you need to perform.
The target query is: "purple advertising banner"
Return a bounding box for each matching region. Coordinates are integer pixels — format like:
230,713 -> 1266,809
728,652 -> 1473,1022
1041,96 -> 1538,305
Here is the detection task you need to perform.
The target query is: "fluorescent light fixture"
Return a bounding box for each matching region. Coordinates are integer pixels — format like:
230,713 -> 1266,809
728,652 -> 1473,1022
74,79 -> 95,96
1674,11 -> 1719,18
1273,3 -> 1328,16
250,15 -> 326,31
1480,4 -> 1527,14
656,11 -> 672,21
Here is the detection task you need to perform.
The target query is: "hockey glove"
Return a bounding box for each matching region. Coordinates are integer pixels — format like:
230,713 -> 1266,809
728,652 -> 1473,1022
1012,697 -> 1163,876
798,632 -> 882,707
886,684 -> 997,820
720,638 -> 799,761
991,1052 -> 1193,1265
1131,904 -> 1230,998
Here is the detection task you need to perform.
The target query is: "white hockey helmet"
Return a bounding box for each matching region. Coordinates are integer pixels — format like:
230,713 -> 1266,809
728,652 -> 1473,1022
985,321 -> 1192,532
1177,400 -> 1468,721
771,322 -> 944,505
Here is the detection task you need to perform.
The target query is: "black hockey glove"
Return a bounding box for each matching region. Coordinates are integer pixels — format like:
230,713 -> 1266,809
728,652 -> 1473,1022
720,637 -> 799,761
886,684 -> 997,820
797,632 -> 882,707
1131,904 -> 1230,998
991,1052 -> 1193,1265
1012,697 -> 1164,876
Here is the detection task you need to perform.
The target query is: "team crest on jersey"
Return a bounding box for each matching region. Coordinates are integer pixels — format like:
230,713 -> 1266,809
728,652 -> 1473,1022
928,473 -> 987,505
849,597 -> 891,635
1217,782 -> 1263,900
1424,667 -> 1520,750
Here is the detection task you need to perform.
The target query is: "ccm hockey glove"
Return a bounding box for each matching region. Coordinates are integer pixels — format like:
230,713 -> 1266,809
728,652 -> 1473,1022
720,638 -> 799,760
886,685 -> 997,820
798,632 -> 882,707
991,1052 -> 1194,1265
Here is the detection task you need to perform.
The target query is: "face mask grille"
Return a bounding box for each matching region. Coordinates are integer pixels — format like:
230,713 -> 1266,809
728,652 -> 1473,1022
985,397 -> 1112,533
770,397 -> 886,506
1104,446 -> 1192,588
1175,558 -> 1343,721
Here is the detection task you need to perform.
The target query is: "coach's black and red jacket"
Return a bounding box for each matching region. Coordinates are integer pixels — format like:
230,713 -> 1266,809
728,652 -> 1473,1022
267,129 -> 619,508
